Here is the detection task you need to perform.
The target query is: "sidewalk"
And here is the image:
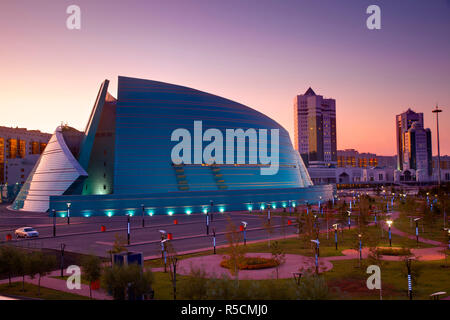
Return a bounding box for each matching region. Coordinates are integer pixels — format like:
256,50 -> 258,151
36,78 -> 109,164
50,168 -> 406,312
382,212 -> 445,247
0,270 -> 112,300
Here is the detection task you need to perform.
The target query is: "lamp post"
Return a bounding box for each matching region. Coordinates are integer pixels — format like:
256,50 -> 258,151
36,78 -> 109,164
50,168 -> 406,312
212,227 -> 216,254
267,204 -> 271,224
206,210 -> 210,235
311,239 -> 320,274
447,228 -> 450,250
347,211 -> 351,230
210,200 -> 214,222
358,234 -> 362,266
318,196 -> 322,213
414,218 -> 421,247
125,213 -> 131,245
333,224 -> 339,250
288,200 -> 292,216
141,204 -> 145,228
432,105 -> 443,186
406,258 -> 413,300
60,243 -> 66,277
171,256 -> 178,300
386,220 -> 393,247
66,203 -> 71,225
52,209 -> 56,237
159,230 -> 167,272
241,221 -> 248,245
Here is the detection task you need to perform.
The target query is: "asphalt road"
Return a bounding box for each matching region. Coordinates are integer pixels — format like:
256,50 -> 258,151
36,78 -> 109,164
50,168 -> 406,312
0,204 -> 345,258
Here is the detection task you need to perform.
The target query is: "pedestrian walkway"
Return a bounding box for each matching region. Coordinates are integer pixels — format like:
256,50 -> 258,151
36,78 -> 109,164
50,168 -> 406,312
171,252 -> 332,280
325,246 -> 445,262
0,270 -> 112,300
383,212 -> 445,247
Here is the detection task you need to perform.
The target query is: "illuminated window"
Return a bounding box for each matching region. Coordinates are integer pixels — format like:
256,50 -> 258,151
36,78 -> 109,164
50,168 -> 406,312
8,139 -> 17,159
40,143 -> 47,153
31,142 -> 40,154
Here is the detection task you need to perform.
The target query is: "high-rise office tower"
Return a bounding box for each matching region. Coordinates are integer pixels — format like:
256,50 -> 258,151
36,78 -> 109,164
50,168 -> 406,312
294,88 -> 337,167
396,109 -> 432,179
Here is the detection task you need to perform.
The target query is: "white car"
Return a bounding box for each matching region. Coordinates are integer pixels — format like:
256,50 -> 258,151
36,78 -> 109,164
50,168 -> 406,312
15,227 -> 39,238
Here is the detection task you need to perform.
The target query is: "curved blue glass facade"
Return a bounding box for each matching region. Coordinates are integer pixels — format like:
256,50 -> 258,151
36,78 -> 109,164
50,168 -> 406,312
114,76 -> 310,194
14,76 -> 334,216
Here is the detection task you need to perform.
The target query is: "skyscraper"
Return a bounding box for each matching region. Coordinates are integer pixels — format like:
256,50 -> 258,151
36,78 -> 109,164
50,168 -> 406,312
294,88 -> 337,167
396,109 -> 432,180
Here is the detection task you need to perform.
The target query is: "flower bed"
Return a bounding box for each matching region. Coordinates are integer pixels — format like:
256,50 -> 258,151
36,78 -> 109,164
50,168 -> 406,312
220,256 -> 279,270
376,247 -> 411,256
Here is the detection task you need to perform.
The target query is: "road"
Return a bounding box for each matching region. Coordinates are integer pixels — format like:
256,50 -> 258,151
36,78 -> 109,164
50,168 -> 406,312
0,204 -> 345,258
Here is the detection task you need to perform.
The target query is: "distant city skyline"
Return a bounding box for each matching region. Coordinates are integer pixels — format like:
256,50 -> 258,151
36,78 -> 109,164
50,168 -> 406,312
1,0 -> 449,156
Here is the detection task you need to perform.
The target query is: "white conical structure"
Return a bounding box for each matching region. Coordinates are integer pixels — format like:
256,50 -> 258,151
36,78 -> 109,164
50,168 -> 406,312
13,126 -> 87,212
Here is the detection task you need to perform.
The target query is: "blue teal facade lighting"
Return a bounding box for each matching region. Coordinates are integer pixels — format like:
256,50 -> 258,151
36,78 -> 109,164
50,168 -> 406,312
13,76 -> 334,217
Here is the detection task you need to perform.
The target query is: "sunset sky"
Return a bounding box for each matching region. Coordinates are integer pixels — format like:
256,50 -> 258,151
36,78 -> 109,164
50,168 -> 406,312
1,0 -> 449,156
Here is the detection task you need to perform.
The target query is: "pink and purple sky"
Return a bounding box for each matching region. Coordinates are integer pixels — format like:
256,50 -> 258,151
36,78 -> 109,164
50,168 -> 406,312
1,0 -> 449,156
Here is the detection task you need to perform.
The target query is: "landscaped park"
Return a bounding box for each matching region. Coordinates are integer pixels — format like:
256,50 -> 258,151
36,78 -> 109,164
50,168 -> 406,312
1,185 -> 449,300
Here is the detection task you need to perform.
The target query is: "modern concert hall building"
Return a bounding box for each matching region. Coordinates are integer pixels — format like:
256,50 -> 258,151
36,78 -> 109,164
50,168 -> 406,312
13,76 -> 334,217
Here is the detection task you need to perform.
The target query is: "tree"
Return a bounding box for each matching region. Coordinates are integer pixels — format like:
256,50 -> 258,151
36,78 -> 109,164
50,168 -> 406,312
28,251 -> 56,296
293,271 -> 331,300
0,245 -> 20,286
262,215 -> 274,248
81,254 -> 103,299
13,249 -> 29,292
178,265 -> 210,299
224,217 -> 246,280
107,234 -> 128,265
270,241 -> 286,279
101,264 -> 153,300
164,240 -> 178,299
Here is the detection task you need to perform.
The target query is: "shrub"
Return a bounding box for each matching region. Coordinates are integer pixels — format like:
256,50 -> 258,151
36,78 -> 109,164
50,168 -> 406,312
220,256 -> 279,270
376,247 -> 411,256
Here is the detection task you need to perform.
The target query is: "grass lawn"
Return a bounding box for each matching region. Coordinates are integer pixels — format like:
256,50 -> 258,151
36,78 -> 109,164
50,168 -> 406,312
150,257 -> 450,300
145,222 -> 433,270
324,259 -> 450,300
393,211 -> 448,244
0,282 -> 90,300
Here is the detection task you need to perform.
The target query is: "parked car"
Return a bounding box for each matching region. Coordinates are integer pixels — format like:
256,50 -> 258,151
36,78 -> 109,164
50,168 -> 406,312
14,227 -> 39,238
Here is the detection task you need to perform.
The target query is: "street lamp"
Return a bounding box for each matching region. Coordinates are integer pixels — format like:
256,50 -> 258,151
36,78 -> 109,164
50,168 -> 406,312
66,203 -> 71,225
127,213 -> 131,245
358,234 -> 362,265
347,211 -> 351,230
241,221 -> 248,245
171,256 -> 178,300
210,200 -> 214,222
333,223 -> 339,250
206,210 -> 210,235
52,209 -> 56,237
212,227 -> 216,254
446,228 -> 450,250
386,219 -> 393,247
311,239 -> 320,274
432,105 -> 443,186
414,218 -> 421,246
406,258 -> 414,300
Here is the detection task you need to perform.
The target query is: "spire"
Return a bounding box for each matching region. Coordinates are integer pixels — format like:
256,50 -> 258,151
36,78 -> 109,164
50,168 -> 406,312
304,87 -> 316,96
